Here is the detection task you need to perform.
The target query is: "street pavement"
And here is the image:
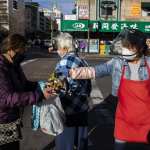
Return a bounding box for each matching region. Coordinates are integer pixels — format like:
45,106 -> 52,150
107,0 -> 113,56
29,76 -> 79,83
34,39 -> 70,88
19,47 -> 150,150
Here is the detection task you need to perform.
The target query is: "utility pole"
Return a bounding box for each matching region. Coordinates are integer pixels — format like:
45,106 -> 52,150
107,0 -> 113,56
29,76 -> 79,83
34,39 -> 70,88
87,0 -> 90,53
51,15 -> 53,41
50,0 -> 53,41
117,0 -> 120,21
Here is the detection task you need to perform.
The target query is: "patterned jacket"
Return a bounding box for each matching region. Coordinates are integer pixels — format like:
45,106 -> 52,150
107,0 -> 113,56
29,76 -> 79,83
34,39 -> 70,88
55,52 -> 91,115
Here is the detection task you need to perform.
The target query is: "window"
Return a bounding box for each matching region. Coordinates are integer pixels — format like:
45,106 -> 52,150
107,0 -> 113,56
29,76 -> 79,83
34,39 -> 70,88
101,7 -> 113,15
0,1 -> 7,8
13,0 -> 18,10
141,2 -> 150,17
99,0 -> 117,19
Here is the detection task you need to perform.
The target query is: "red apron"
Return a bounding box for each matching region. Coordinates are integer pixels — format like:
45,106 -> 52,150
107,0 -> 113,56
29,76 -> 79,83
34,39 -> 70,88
115,61 -> 150,143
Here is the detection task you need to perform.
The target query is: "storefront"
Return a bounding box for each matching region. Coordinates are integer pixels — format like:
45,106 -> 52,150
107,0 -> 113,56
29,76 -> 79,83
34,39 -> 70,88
61,20 -> 150,54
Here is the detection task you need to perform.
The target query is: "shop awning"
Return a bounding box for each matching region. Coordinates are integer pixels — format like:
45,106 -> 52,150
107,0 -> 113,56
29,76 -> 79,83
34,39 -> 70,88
61,20 -> 150,33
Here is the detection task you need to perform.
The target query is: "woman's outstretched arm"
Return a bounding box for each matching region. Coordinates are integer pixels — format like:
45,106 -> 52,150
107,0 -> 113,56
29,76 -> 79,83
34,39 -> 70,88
69,59 -> 114,79
70,67 -> 95,79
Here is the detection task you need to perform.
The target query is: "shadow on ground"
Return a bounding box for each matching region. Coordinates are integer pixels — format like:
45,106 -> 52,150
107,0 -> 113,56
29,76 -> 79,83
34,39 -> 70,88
88,94 -> 150,150
41,94 -> 150,150
42,94 -> 117,150
88,94 -> 117,150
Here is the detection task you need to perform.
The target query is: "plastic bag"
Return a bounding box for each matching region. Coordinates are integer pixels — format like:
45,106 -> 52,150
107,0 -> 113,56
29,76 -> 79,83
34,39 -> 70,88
40,97 -> 65,136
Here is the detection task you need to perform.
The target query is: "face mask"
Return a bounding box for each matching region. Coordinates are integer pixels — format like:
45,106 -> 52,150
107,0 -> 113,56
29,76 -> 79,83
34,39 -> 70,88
122,47 -> 137,60
13,52 -> 25,65
57,50 -> 66,58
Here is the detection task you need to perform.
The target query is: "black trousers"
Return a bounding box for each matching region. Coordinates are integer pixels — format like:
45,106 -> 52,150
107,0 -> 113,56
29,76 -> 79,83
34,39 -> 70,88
0,141 -> 19,150
114,141 -> 150,150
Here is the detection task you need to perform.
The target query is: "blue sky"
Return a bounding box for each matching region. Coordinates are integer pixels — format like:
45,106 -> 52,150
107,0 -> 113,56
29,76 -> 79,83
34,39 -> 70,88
33,0 -> 74,14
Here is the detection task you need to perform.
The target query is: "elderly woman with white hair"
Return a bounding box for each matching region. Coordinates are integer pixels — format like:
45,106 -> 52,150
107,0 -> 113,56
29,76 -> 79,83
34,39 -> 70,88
54,32 -> 91,150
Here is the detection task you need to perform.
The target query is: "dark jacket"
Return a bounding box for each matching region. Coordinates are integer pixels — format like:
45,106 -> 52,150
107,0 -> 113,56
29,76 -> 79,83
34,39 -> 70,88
55,52 -> 91,126
0,55 -> 42,123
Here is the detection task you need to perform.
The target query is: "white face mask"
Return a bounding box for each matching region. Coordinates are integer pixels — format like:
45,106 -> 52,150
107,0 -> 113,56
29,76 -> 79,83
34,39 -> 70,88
57,50 -> 66,58
122,47 -> 137,60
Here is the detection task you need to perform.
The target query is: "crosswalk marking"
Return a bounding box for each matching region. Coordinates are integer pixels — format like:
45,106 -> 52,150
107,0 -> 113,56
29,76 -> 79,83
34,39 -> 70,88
21,59 -> 38,66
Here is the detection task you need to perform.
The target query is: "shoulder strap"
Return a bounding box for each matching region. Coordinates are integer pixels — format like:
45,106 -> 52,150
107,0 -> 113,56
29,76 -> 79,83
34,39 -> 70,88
144,57 -> 150,78
121,65 -> 126,80
75,53 -> 89,67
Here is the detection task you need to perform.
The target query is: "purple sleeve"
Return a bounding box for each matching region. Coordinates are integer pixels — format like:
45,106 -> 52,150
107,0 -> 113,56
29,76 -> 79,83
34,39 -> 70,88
0,68 -> 42,108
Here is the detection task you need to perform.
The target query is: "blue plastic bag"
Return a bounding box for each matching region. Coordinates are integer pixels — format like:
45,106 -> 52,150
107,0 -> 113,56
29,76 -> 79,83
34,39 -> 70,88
32,81 -> 46,130
32,104 -> 41,130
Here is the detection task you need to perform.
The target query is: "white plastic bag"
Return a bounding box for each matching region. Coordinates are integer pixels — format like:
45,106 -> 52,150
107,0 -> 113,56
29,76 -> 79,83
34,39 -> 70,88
40,97 -> 65,136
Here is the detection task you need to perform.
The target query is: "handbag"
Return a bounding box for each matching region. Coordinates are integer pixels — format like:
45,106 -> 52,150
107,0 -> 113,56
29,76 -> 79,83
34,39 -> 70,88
40,96 -> 65,136
0,119 -> 22,145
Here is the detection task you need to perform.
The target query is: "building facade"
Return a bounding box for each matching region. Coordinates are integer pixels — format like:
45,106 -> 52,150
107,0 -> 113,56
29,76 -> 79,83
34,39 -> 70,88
0,0 -> 9,32
96,0 -> 119,20
25,2 -> 51,39
38,9 -> 51,33
76,0 -> 97,20
75,0 -> 150,22
40,8 -> 51,33
0,0 -> 25,35
25,2 -> 39,36
121,0 -> 150,21
96,0 -> 150,21
61,0 -> 150,54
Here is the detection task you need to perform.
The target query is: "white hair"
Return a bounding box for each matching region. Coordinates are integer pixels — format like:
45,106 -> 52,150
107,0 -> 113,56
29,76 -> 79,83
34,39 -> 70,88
56,32 -> 74,52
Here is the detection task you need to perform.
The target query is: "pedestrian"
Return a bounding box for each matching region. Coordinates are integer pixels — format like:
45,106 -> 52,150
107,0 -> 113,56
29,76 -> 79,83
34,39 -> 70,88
69,28 -> 150,150
79,40 -> 86,53
146,38 -> 150,50
54,32 -> 91,150
0,34 -> 52,150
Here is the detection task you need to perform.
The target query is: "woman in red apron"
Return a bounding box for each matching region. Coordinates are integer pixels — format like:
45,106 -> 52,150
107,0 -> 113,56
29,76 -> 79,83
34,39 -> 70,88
69,28 -> 150,149
114,30 -> 150,150
115,60 -> 150,150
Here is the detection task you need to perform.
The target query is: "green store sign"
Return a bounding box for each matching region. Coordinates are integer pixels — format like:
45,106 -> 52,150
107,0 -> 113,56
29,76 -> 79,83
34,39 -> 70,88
61,20 -> 150,33
61,20 -> 88,31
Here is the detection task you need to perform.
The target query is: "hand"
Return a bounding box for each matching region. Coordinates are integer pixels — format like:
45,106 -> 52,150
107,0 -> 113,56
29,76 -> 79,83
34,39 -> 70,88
43,86 -> 57,100
48,47 -> 53,53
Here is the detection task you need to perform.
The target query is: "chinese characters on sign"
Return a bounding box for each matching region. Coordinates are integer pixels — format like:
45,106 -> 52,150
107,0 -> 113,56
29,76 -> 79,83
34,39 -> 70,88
101,22 -> 139,32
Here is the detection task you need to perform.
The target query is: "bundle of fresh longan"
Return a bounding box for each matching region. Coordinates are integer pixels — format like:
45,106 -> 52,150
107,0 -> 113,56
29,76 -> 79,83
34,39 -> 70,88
46,73 -> 64,93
